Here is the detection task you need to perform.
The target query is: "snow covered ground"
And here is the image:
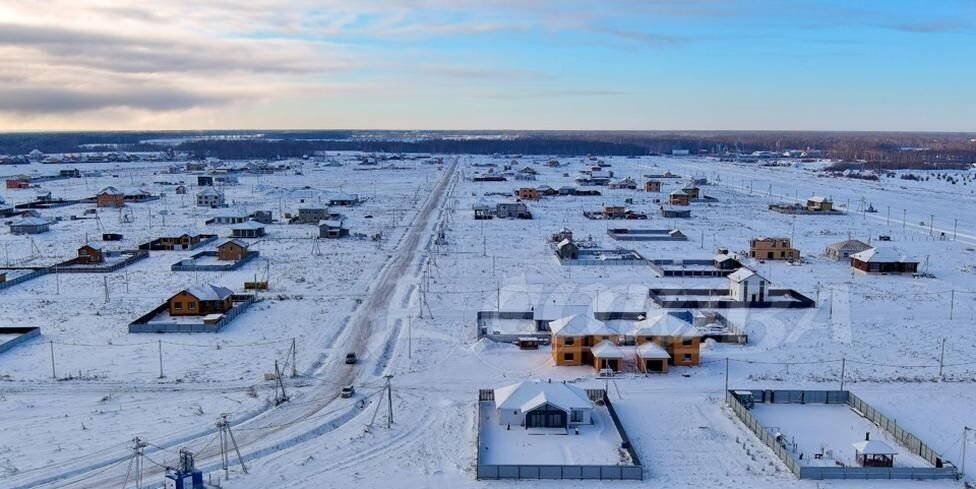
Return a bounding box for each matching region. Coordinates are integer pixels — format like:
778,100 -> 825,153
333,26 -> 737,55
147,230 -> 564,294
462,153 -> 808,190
1,154 -> 975,489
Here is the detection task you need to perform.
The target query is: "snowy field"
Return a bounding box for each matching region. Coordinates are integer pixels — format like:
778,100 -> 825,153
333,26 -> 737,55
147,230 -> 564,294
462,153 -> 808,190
2,154 -> 976,489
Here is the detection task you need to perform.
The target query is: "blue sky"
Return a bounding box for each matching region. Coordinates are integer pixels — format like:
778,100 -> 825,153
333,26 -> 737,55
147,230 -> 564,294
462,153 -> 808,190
0,0 -> 972,131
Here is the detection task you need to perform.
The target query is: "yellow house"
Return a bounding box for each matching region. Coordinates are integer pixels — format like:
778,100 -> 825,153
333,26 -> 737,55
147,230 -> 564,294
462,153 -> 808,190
548,312 -> 702,374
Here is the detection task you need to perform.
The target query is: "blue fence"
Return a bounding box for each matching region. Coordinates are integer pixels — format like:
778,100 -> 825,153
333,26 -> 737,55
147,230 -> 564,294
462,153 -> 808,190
128,295 -> 258,333
0,327 -> 41,355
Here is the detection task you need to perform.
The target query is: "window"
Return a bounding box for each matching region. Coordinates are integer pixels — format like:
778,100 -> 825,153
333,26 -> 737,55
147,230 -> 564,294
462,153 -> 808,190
682,354 -> 693,363
563,337 -> 575,346
682,338 -> 693,346
188,302 -> 196,310
571,410 -> 583,423
173,302 -> 182,310
563,352 -> 575,361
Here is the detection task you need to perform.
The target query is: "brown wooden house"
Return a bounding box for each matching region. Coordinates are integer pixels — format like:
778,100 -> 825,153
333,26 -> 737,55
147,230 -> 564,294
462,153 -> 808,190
515,187 -> 540,201
644,180 -> 662,192
850,248 -> 919,274
749,237 -> 799,261
668,191 -> 690,206
96,187 -> 125,208
167,284 -> 233,316
77,244 -> 104,264
217,239 -> 249,261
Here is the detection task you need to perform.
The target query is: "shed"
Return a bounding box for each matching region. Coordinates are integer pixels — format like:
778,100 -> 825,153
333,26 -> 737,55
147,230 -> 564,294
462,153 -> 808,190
825,239 -> 872,260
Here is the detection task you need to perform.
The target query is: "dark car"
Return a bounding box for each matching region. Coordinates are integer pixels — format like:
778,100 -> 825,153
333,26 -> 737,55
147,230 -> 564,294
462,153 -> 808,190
345,352 -> 358,364
340,385 -> 355,398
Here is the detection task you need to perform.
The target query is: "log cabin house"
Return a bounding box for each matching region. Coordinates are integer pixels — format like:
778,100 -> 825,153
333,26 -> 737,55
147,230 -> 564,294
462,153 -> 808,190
167,284 -> 233,317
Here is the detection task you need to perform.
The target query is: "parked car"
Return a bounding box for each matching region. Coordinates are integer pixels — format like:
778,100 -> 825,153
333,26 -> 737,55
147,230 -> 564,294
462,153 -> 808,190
340,385 -> 355,398
345,352 -> 358,364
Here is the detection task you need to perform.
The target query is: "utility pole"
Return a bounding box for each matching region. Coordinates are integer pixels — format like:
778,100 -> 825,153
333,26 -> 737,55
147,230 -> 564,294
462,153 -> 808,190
131,437 -> 148,489
962,426 -> 971,478
384,374 -> 394,429
216,414 -> 248,480
953,219 -> 958,241
291,337 -> 298,378
839,357 -> 846,391
950,289 -> 955,320
158,339 -> 164,379
49,340 -> 56,379
274,360 -> 288,405
903,209 -> 907,233
929,214 -> 934,237
939,338 -> 946,378
408,316 -> 412,359
724,358 -> 729,391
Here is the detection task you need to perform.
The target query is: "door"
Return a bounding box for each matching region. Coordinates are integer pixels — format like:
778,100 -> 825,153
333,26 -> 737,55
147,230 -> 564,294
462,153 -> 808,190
525,404 -> 567,428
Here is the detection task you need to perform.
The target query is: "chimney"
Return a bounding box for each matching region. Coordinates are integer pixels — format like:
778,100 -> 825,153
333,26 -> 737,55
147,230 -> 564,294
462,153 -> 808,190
865,432 -> 870,441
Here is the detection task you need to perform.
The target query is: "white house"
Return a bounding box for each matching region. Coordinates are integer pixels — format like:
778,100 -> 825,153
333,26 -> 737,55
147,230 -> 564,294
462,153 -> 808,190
196,188 -> 224,208
493,381 -> 593,429
728,267 -> 770,302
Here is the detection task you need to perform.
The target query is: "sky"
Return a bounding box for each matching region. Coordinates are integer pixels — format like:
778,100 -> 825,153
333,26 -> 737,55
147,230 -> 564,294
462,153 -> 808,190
0,0 -> 973,132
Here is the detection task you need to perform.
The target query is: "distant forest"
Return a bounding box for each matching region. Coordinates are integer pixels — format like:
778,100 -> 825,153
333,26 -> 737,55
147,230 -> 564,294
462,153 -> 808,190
1,130 -> 974,167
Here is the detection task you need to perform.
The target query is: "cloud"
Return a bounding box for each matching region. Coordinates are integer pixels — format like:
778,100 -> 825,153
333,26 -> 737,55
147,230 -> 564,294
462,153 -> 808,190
883,19 -> 971,34
0,85 -> 232,114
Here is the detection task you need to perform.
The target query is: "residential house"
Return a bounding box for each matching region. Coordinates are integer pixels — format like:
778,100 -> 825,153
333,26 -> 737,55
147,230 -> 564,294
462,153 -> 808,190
548,311 -> 702,373
644,180 -> 662,192
536,185 -> 557,196
217,239 -> 249,261
295,207 -> 333,224
6,177 -> 29,189
473,202 -> 493,220
249,210 -> 273,224
602,204 -> 628,219
175,185 -> 187,195
608,177 -> 637,190
197,175 -> 214,186
806,196 -> 834,212
167,284 -> 233,317
515,187 -> 540,201
681,182 -> 700,199
493,381 -> 592,429
660,208 -> 692,218
825,239 -> 872,261
196,188 -> 224,208
96,186 -> 125,208
328,193 -> 359,207
77,244 -> 104,264
668,191 -> 690,206
124,189 -> 156,203
713,253 -> 742,270
850,248 -> 919,274
319,219 -> 349,239
749,237 -> 799,261
153,231 -> 212,250
9,216 -> 49,234
209,211 -> 249,225
555,239 -> 578,260
728,267 -> 770,302
231,221 -> 266,238
632,312 -> 702,371
495,202 -> 531,219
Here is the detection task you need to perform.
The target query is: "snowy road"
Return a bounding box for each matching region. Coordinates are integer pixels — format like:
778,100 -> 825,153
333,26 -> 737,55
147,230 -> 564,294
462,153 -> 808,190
8,161 -> 457,489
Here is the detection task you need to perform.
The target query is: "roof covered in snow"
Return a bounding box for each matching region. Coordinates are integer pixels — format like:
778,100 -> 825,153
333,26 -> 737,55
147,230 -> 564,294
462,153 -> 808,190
182,284 -> 233,301
850,248 -> 917,264
852,439 -> 897,455
494,381 -> 592,414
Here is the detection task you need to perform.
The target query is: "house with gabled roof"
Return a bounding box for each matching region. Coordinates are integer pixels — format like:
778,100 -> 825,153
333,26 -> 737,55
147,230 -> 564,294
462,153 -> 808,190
96,186 -> 125,208
850,248 -> 919,274
167,284 -> 233,316
825,239 -> 872,261
493,381 -> 593,429
728,267 -> 770,302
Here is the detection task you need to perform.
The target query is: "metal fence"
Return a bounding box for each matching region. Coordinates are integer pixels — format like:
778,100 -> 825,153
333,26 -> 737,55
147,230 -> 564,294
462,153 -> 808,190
726,389 -> 958,480
50,250 -> 148,273
649,288 -> 815,309
476,388 -> 643,481
0,327 -> 41,355
170,250 -> 260,272
128,295 -> 258,333
0,269 -> 49,290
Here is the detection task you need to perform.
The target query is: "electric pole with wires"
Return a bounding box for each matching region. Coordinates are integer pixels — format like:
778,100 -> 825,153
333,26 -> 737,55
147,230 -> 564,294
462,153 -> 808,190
216,414 -> 247,480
